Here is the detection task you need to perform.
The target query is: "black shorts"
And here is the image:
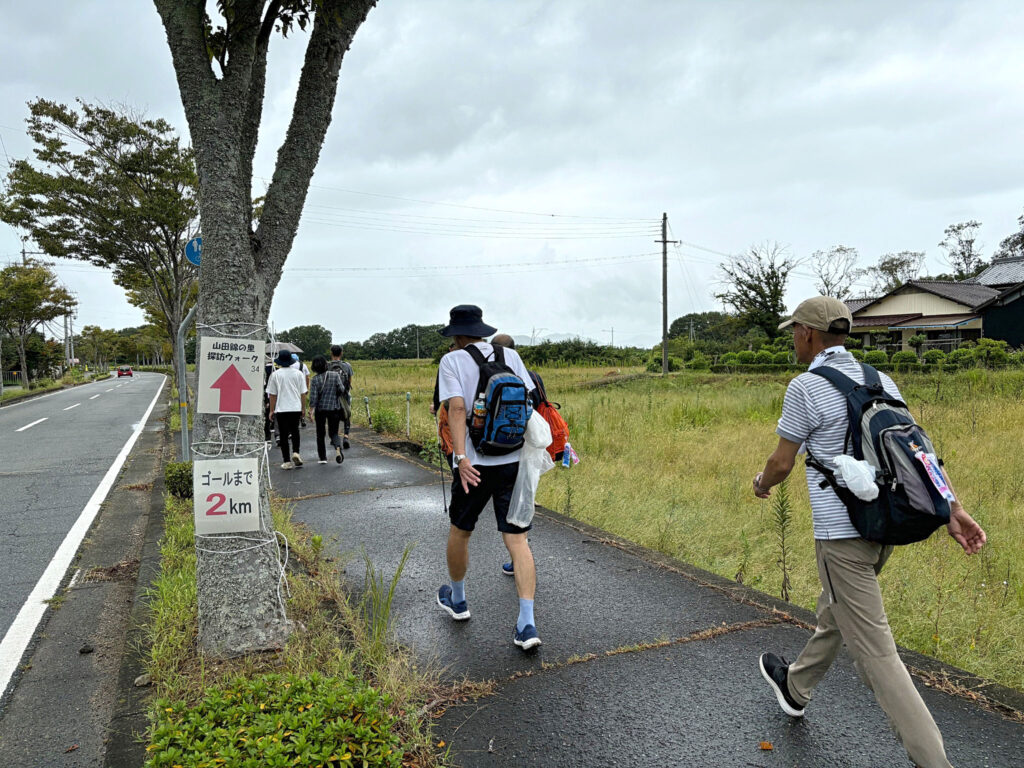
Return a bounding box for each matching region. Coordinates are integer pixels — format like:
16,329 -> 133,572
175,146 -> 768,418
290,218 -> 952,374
449,461 -> 530,534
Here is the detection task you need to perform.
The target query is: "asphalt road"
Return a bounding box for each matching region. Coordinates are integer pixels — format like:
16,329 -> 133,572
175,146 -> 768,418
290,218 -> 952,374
0,373 -> 166,662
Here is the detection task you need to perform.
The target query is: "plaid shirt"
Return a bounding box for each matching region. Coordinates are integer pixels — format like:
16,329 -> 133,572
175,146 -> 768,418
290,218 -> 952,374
308,370 -> 345,411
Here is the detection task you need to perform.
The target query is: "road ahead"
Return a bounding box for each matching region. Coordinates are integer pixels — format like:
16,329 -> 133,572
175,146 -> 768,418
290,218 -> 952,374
0,372 -> 165,696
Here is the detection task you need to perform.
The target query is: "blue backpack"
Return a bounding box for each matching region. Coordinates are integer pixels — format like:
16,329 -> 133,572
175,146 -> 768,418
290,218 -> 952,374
464,345 -> 533,455
805,364 -> 951,545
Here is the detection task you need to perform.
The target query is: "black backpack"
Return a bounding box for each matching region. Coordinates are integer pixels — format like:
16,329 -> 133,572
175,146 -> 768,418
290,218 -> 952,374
328,360 -> 351,394
464,345 -> 533,455
805,364 -> 951,545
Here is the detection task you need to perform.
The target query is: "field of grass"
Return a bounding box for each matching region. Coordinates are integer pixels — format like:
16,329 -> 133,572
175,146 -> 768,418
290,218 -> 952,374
348,358 -> 1024,691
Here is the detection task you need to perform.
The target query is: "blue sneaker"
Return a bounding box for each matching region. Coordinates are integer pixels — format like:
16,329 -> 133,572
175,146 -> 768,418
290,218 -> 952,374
514,624 -> 542,651
436,584 -> 470,621
501,561 -> 514,577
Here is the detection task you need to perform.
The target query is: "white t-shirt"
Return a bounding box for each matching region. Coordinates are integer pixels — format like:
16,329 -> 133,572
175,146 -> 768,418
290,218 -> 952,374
438,342 -> 534,466
291,360 -> 310,377
266,366 -> 308,413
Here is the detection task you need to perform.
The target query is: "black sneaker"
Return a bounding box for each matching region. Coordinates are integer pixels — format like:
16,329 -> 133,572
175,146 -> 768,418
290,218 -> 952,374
759,653 -> 805,717
343,437 -> 350,450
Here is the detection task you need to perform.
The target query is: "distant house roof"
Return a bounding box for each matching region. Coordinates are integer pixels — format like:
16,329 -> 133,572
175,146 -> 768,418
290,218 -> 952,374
854,281 -> 1000,315
845,298 -> 875,313
852,313 -> 921,329
889,313 -> 979,329
974,281 -> 1024,312
969,256 -> 1024,288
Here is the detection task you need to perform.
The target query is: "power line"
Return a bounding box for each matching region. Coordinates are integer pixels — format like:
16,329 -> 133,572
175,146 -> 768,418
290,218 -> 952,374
299,216 -> 656,240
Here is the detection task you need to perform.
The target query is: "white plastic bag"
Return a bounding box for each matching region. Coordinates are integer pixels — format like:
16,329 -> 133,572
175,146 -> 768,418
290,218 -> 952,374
832,455 -> 879,501
507,411 -> 555,528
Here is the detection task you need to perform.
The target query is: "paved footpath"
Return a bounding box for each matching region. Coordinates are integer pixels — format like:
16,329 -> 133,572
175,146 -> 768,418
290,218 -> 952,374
274,429 -> 1024,768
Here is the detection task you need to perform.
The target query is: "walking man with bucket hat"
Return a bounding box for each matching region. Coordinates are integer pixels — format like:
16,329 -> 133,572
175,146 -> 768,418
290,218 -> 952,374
435,305 -> 542,651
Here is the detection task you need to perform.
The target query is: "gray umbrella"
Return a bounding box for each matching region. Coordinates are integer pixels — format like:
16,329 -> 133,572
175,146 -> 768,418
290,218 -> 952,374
266,341 -> 303,355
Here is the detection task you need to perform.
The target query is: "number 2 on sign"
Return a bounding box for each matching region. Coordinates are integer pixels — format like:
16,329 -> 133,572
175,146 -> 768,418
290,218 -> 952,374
206,493 -> 227,515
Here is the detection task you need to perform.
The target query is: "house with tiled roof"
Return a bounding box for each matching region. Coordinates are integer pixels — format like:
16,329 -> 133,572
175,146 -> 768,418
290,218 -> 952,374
968,255 -> 1024,290
845,279 -> 1024,352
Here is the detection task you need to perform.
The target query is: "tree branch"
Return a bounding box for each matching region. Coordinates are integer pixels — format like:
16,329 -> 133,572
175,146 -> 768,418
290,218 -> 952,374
254,0 -> 377,304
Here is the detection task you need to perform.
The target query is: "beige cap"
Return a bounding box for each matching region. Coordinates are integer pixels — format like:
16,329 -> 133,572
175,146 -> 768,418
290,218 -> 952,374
778,295 -> 853,333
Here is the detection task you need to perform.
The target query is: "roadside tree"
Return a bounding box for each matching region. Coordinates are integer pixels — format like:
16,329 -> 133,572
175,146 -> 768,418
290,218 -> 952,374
279,324 -> 333,357
0,261 -> 76,392
993,209 -> 1024,261
153,0 -> 379,655
938,220 -> 986,280
809,245 -> 859,299
715,242 -> 797,340
861,251 -> 924,295
0,99 -> 199,393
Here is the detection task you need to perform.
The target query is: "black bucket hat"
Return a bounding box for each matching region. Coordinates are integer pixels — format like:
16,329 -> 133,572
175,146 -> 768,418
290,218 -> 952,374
439,304 -> 497,338
274,349 -> 295,368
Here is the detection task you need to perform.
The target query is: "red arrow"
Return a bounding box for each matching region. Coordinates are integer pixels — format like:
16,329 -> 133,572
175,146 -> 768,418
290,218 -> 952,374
210,364 -> 251,412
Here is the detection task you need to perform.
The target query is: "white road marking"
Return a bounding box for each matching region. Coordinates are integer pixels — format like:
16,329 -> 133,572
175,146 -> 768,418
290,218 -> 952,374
116,384 -> 122,388
105,388 -> 114,392
0,376 -> 166,700
90,395 -> 100,400
68,569 -> 82,588
63,403 -> 81,411
15,418 -> 47,432
0,378 -> 105,410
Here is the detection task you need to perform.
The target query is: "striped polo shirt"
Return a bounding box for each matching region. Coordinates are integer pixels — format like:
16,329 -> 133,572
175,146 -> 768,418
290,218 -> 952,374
776,349 -> 903,540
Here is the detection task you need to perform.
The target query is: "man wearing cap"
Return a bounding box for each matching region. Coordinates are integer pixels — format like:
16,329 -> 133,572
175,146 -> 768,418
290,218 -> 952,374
753,295 -> 985,768
435,305 -> 542,651
266,349 -> 308,469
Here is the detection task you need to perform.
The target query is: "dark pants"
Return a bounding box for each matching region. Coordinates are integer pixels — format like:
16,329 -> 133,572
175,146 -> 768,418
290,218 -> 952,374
276,411 -> 301,463
343,394 -> 352,435
449,461 -> 529,534
314,409 -> 343,460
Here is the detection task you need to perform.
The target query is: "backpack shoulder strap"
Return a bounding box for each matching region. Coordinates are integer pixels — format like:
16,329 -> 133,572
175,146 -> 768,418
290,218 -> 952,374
464,344 -> 488,367
861,363 -> 883,389
807,365 -> 859,395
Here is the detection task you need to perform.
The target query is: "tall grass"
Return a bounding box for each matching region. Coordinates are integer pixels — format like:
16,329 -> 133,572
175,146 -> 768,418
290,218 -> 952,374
360,361 -> 1024,691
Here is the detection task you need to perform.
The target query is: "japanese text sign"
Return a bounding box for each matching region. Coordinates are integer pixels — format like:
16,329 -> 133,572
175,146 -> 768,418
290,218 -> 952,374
196,336 -> 264,415
193,458 -> 261,535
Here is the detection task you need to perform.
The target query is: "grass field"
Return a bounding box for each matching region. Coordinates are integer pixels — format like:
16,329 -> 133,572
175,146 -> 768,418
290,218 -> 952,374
346,359 -> 1024,691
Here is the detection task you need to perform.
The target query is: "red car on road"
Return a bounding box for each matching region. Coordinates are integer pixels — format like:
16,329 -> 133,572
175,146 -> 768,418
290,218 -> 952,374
117,365 -> 133,377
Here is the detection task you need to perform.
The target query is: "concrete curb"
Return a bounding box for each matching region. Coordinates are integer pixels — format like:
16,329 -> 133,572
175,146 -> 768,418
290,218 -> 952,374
103,428 -> 170,767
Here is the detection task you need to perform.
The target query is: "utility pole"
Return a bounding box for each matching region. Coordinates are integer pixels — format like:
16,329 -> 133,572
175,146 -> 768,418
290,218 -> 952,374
689,318 -> 695,343
415,326 -> 420,359
656,213 -> 680,374
602,326 -> 614,347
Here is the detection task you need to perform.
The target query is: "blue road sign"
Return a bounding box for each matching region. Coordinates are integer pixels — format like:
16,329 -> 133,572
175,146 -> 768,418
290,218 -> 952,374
185,237 -> 202,266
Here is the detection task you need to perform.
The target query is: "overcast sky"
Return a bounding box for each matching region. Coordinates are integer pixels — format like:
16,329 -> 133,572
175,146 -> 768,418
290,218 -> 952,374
2,1 -> 1023,348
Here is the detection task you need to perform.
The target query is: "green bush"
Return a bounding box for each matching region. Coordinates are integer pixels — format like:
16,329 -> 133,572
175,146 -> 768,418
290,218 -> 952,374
922,349 -> 946,365
1011,350 -> 1024,368
719,352 -> 740,365
371,404 -> 403,434
753,350 -> 774,365
948,347 -> 976,369
164,462 -> 193,499
736,350 -> 756,364
146,672 -> 401,768
849,349 -> 865,361
972,338 -> 1010,367
890,350 -> 920,370
772,351 -> 791,365
863,350 -> 888,365
687,353 -> 710,370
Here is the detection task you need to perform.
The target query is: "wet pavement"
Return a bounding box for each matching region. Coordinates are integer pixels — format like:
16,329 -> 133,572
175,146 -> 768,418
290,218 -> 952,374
273,429 -> 1024,768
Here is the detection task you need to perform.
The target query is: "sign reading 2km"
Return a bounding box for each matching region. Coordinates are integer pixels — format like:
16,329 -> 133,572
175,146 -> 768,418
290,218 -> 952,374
196,335 -> 264,416
193,457 -> 261,534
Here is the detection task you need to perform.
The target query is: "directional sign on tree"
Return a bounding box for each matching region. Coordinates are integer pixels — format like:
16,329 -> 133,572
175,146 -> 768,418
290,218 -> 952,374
196,335 -> 264,416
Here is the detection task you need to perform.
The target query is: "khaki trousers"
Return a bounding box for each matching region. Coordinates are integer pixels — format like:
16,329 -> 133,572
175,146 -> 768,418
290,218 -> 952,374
786,538 -> 952,768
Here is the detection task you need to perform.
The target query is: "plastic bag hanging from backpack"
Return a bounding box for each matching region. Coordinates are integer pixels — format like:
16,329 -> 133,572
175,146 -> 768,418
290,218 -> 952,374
507,411 -> 555,529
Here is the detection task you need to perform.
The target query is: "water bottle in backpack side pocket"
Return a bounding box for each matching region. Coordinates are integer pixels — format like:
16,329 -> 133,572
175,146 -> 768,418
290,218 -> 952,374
471,395 -> 487,435
562,441 -> 572,468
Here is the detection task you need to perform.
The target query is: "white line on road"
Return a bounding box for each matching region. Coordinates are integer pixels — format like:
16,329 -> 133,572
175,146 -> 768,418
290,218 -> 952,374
90,395 -> 100,400
116,384 -> 122,388
15,418 -> 47,432
105,388 -> 114,392
63,403 -> 81,411
0,378 -> 105,410
0,375 -> 166,700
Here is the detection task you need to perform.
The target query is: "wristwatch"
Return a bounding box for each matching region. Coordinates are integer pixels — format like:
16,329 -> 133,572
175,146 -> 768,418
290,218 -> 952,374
453,453 -> 467,466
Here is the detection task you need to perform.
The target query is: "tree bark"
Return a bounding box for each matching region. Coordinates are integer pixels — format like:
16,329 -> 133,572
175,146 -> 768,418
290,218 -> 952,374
154,0 -> 376,657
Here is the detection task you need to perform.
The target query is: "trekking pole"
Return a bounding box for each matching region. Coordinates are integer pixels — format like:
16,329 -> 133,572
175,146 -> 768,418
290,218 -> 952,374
363,396 -> 372,429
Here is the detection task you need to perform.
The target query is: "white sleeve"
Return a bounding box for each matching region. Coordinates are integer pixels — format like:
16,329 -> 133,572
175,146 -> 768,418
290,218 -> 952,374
438,354 -> 463,402
265,372 -> 278,396
510,351 -> 534,392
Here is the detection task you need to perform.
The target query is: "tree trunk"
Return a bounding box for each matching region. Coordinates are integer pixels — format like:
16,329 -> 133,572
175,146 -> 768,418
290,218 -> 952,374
17,335 -> 29,388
